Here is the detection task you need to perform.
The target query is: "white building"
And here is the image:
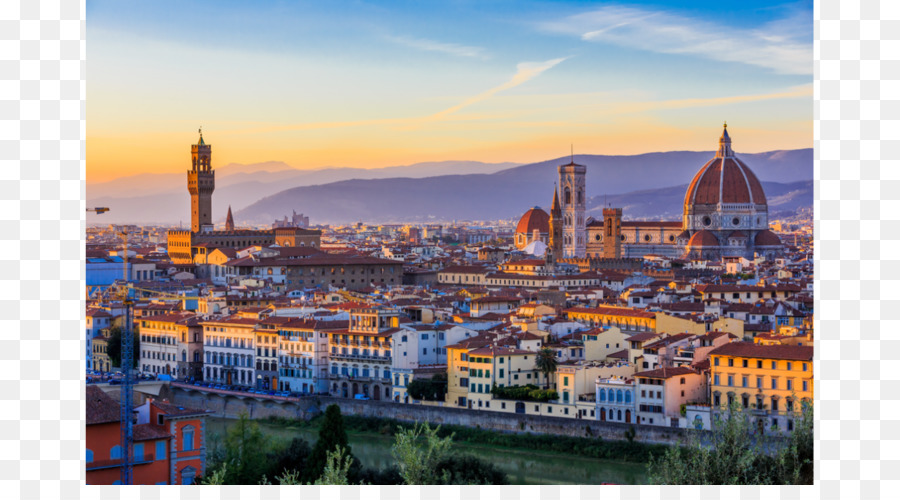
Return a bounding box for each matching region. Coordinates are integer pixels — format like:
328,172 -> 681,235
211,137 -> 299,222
201,316 -> 259,387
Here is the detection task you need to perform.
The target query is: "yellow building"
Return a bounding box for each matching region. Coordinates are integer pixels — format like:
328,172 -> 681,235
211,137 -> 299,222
565,306 -> 656,334
708,343 -> 813,433
464,345 -> 542,411
92,335 -> 111,372
445,337 -> 491,408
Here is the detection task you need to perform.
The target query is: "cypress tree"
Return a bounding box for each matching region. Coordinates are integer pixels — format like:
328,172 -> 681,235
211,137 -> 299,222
304,404 -> 352,482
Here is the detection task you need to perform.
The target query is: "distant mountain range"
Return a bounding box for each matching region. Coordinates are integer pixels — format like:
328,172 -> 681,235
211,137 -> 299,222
86,160 -> 519,225
87,149 -> 812,225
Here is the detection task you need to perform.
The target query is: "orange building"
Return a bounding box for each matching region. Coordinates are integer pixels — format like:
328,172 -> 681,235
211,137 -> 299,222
86,386 -> 209,485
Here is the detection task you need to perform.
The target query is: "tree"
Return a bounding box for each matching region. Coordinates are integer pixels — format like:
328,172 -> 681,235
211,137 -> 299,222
304,404 -> 353,482
647,400 -> 813,485
435,454 -> 509,485
106,325 -> 140,370
392,422 -> 454,485
406,373 -> 448,401
534,347 -> 558,389
210,413 -> 271,484
267,437 -> 311,480
314,446 -> 354,485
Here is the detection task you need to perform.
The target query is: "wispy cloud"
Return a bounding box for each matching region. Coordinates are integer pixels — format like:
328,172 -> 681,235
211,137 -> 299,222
539,5 -> 812,75
605,84 -> 814,115
425,57 -> 570,120
220,57 -> 571,136
386,34 -> 488,59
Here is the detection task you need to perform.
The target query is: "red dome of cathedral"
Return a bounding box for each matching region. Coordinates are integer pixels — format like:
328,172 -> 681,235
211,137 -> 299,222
684,125 -> 767,207
686,230 -> 719,248
516,207 -> 550,235
754,229 -> 782,246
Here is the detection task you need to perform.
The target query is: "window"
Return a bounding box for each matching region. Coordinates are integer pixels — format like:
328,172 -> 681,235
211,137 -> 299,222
134,443 -> 145,460
742,359 -> 748,368
714,357 -> 719,366
757,377 -> 763,388
742,376 -> 748,388
110,445 -> 123,460
802,380 -> 808,392
786,379 -> 793,391
727,375 -> 733,387
802,363 -> 808,372
771,361 -> 777,370
787,362 -> 792,371
757,360 -> 763,369
183,425 -> 195,451
156,441 -> 166,460
86,449 -> 93,463
728,358 -> 733,367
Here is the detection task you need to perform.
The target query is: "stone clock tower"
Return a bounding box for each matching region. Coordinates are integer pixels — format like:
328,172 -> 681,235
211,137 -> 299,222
188,129 -> 215,233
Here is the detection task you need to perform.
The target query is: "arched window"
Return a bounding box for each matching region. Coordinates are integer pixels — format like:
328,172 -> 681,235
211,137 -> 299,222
181,350 -> 186,362
564,187 -> 571,205
180,465 -> 197,485
599,389 -> 606,402
625,390 -> 632,403
616,389 -> 623,403
182,425 -> 195,452
617,409 -> 622,421
110,445 -> 123,460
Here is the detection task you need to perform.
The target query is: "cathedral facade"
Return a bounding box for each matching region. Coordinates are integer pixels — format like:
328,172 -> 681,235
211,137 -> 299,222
517,125 -> 784,263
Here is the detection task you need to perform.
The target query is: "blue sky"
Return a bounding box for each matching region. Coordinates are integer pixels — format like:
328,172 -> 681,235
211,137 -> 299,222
86,0 -> 813,181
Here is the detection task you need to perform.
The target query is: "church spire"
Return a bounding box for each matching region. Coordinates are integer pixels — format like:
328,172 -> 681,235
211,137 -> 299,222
551,183 -> 561,217
225,205 -> 234,231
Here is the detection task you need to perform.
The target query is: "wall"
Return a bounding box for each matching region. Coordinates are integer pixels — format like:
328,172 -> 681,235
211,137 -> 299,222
170,386 -> 689,446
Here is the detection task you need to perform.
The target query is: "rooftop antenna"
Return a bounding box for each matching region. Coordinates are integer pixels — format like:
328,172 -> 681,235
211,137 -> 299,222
570,144 -> 574,164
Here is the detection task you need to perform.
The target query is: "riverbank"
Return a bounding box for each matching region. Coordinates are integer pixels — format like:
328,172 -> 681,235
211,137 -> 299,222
205,413 -> 653,485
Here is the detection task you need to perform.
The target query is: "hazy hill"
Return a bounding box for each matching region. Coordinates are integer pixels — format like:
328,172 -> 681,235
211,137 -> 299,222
88,149 -> 812,225
87,160 -> 520,200
235,178 -> 812,225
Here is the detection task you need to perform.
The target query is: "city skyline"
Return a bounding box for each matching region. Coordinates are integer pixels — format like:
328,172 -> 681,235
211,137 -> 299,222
88,0 -> 812,182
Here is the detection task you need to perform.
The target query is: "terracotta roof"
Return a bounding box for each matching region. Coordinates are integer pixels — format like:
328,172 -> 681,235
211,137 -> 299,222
708,342 -> 813,361
634,366 -> 698,379
626,332 -> 660,343
133,423 -> 173,442
621,221 -> 683,228
468,345 -> 533,356
608,349 -> 628,359
152,401 -> 209,418
565,306 -> 656,319
86,385 -> 120,425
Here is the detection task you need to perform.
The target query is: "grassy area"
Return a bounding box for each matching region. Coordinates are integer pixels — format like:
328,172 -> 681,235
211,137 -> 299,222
261,414 -> 668,464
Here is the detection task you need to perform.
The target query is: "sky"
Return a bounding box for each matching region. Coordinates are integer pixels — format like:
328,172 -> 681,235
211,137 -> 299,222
87,0 -> 813,182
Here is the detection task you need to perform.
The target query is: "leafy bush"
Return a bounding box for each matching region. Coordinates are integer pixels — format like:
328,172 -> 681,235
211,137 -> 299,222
491,384 -> 558,402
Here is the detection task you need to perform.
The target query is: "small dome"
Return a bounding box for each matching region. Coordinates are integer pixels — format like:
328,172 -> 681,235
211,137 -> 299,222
516,207 -> 550,235
754,230 -> 781,246
687,230 -> 719,248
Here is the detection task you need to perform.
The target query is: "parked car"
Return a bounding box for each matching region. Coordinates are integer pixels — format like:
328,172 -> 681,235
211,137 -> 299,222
108,379 -> 122,385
